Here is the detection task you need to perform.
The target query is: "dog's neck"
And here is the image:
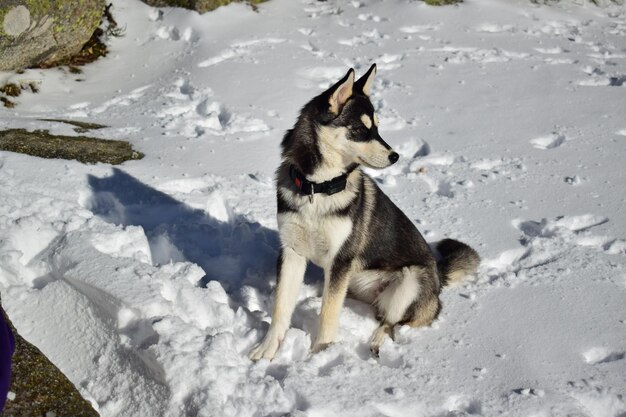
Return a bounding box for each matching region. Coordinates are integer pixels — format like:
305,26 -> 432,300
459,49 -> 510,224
288,164 -> 356,197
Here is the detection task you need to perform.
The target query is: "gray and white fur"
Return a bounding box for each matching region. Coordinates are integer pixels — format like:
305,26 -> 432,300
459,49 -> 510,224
250,64 -> 480,360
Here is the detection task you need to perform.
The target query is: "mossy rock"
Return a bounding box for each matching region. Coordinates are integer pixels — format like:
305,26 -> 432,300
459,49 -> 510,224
0,0 -> 105,71
141,0 -> 267,13
0,128 -> 144,165
424,0 -> 463,5
0,303 -> 99,417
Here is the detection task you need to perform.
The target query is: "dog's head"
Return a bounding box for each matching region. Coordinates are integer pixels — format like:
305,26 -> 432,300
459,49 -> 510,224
311,64 -> 399,170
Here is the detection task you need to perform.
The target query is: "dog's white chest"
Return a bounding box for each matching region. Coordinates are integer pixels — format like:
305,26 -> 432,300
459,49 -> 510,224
278,211 -> 352,268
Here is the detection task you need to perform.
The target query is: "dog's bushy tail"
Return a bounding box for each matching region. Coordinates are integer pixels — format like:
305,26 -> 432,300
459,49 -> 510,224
436,238 -> 480,287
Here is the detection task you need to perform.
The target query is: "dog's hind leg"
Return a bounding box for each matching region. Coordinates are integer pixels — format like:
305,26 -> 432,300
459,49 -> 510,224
369,322 -> 394,357
405,294 -> 440,328
250,247 -> 307,361
368,266 -> 421,355
375,266 -> 421,325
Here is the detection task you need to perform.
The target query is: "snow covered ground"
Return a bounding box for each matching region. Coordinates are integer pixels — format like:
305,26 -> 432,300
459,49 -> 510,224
1,0 -> 625,415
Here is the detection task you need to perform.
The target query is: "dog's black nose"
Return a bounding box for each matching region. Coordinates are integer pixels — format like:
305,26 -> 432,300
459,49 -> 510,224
388,152 -> 399,164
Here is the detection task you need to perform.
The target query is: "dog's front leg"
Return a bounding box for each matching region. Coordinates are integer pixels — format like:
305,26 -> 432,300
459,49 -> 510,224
250,247 -> 306,361
311,261 -> 351,353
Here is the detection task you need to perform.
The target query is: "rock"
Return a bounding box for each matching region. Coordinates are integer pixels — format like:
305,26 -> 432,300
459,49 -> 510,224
0,0 -> 105,71
0,127 -> 144,165
141,0 -> 266,14
0,303 -> 99,417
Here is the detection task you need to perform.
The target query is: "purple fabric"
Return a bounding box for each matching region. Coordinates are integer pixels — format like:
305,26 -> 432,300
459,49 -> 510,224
0,312 -> 15,414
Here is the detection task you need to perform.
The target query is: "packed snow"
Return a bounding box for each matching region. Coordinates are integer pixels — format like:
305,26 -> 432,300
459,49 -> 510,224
1,0 -> 625,416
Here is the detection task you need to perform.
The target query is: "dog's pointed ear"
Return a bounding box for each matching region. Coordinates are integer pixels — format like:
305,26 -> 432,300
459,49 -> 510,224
354,63 -> 377,96
327,68 -> 355,115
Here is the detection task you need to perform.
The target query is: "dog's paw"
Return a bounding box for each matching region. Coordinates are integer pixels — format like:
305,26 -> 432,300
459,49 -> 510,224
369,344 -> 380,358
368,325 -> 392,358
249,335 -> 282,361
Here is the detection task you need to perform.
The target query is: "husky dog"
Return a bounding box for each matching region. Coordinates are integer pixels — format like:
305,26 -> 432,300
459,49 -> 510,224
250,64 -> 480,360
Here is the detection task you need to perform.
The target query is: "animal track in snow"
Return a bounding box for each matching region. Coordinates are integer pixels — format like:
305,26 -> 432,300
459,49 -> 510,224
370,98 -> 408,132
157,78 -> 269,137
91,85 -> 153,114
543,57 -> 577,65
470,158 -> 504,171
512,388 -> 545,397
297,66 -> 348,90
297,27 -> 314,36
534,46 -> 567,54
604,239 -> 626,255
475,23 -> 514,33
530,133 -> 566,149
578,66 -> 626,87
303,2 -> 342,18
396,138 -> 431,160
338,29 -> 387,47
156,26 -> 180,41
198,38 -> 285,68
409,153 -> 455,170
570,379 -> 626,417
375,54 -> 405,71
483,214 -> 614,284
578,75 -> 626,87
518,214 -> 608,237
583,347 -> 625,365
357,13 -> 386,23
524,19 -> 586,40
429,46 -> 529,65
444,395 -> 482,416
399,24 -> 440,34
468,157 -> 525,180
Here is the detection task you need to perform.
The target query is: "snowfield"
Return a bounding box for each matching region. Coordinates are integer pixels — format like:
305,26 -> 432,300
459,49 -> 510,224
1,0 -> 625,416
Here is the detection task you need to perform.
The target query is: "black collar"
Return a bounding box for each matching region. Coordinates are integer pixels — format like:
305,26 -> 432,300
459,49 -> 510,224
288,165 -> 352,197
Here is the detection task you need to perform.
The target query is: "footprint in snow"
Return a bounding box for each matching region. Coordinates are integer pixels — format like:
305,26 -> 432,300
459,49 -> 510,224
519,215 -> 626,256
297,66 -> 348,90
399,24 -> 440,34
482,214 -> 613,283
156,26 -> 180,41
297,27 -> 315,36
303,2 -> 341,18
158,79 -> 269,137
534,46 -> 567,54
516,214 -> 608,238
91,85 -> 152,114
429,46 -> 529,65
474,23 -> 514,33
338,29 -> 387,47
582,347 -> 625,365
375,53 -> 405,71
577,73 -> 626,87
569,379 -> 626,417
529,133 -> 566,150
358,13 -> 385,22
512,388 -> 545,397
198,38 -> 285,68
443,395 -> 482,416
543,57 -> 577,65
